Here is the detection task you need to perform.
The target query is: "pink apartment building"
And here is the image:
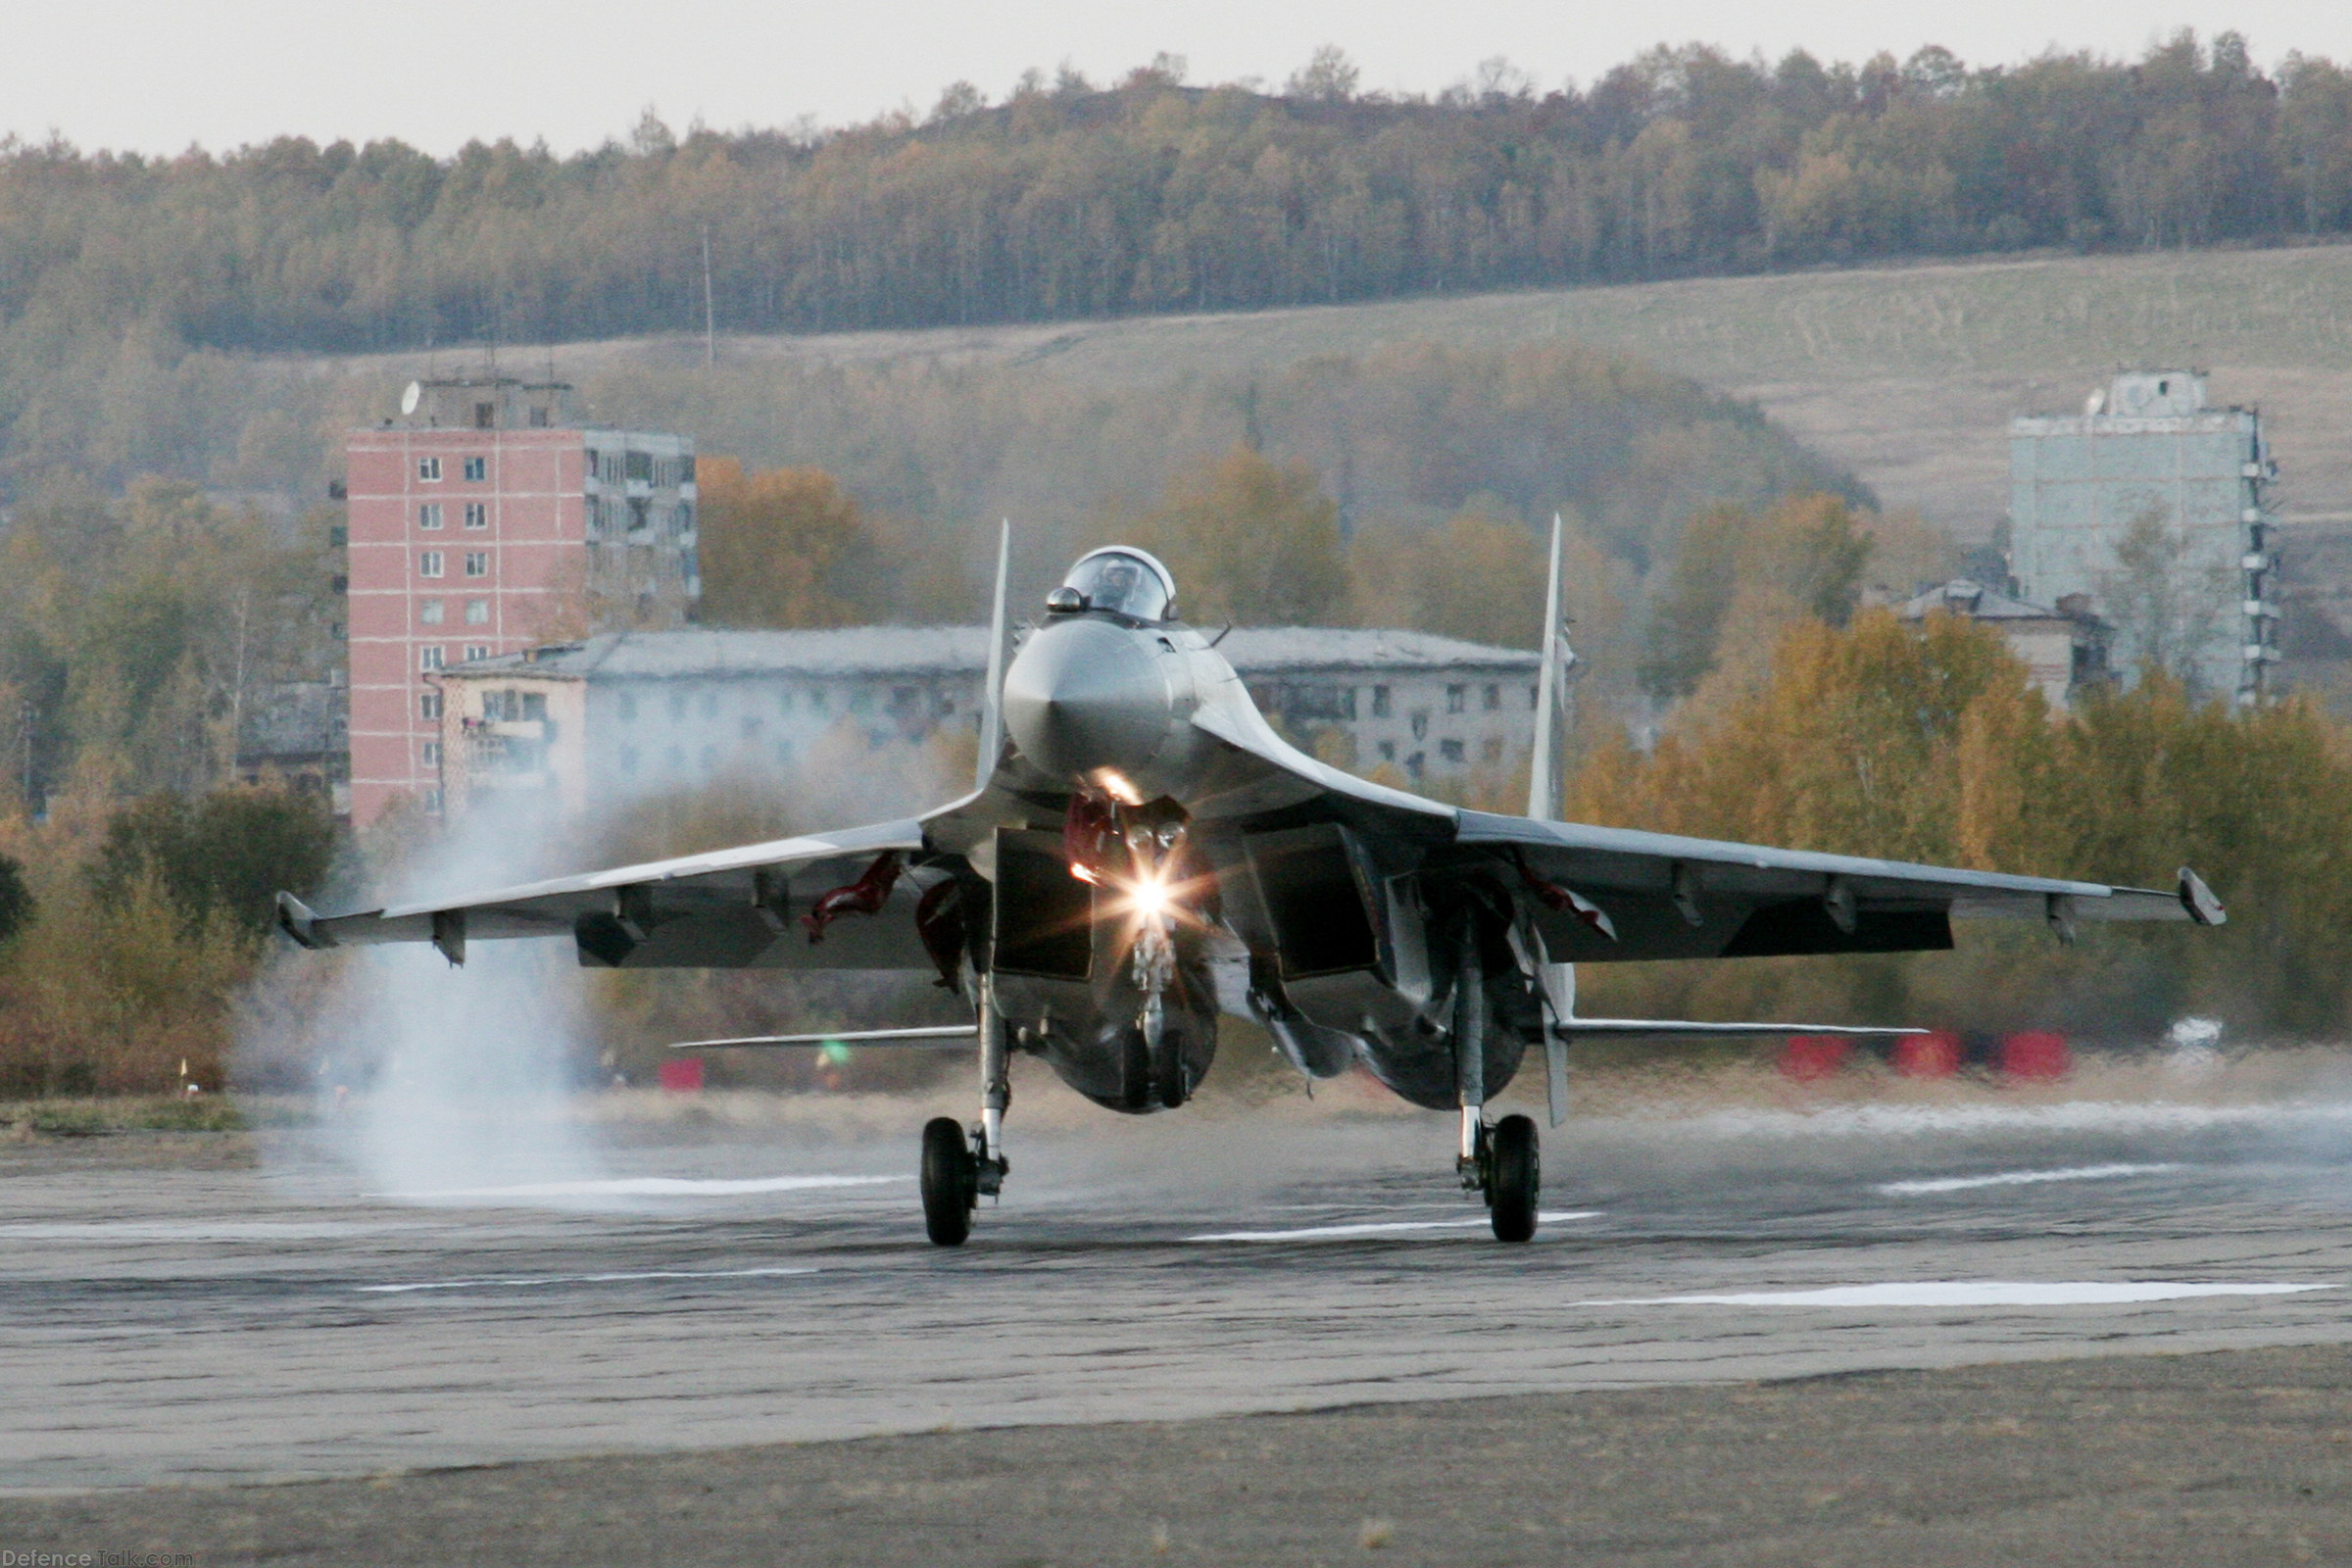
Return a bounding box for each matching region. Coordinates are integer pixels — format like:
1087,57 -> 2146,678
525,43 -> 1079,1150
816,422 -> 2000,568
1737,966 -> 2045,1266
340,377 -> 698,825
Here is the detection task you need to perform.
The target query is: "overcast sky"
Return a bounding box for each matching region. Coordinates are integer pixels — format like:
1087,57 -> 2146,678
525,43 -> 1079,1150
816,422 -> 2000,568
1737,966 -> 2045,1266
12,0 -> 2349,158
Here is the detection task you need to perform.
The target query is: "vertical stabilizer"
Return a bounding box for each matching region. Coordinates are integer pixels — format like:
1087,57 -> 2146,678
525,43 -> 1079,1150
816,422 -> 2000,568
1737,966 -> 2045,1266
1527,514 -> 1567,821
974,520 -> 1012,791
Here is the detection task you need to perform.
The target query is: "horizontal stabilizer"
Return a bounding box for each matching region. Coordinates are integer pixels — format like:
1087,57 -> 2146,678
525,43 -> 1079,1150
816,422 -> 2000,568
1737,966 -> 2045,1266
1554,1017 -> 1928,1039
670,1025 -> 979,1050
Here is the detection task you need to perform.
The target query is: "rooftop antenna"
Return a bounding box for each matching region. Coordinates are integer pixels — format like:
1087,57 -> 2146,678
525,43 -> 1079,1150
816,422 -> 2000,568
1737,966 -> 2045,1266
702,221 -> 716,371
1526,514 -> 1568,821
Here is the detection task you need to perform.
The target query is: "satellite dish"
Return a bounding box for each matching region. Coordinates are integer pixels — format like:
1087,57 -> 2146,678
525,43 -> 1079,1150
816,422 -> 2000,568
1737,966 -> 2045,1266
401,380 -> 422,416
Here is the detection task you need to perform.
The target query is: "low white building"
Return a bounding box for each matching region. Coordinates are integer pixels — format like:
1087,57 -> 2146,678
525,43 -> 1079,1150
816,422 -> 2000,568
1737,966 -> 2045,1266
432,625 -> 1543,823
1897,579 -> 2111,710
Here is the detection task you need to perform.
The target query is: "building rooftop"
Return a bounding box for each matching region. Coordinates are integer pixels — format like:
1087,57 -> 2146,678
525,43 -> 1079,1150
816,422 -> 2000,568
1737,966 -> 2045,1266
441,625 -> 1542,681
1897,580 -> 2097,624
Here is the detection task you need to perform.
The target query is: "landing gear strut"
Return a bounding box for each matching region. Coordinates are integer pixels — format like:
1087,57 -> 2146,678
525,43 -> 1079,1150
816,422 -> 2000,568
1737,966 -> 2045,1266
1452,944 -> 1541,1242
922,983 -> 1011,1248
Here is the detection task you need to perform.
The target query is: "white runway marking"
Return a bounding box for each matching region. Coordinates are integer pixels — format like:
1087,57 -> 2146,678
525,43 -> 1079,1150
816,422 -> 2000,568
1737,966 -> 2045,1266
1188,1211 -> 1600,1242
1878,1162 -> 2184,1196
1581,1281 -> 2336,1308
359,1265 -> 819,1295
394,1175 -> 906,1200
1665,1101 -> 2352,1140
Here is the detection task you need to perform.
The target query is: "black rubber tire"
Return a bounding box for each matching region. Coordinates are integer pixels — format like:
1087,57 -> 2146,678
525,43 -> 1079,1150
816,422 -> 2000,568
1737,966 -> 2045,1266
919,1117 -> 975,1246
1118,1028 -> 1152,1111
1488,1113 -> 1540,1243
1154,1032 -> 1189,1110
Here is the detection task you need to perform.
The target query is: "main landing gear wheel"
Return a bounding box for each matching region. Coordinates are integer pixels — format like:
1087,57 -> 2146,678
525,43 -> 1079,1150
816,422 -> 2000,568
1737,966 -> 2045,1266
1485,1113 -> 1540,1243
920,1116 -> 977,1247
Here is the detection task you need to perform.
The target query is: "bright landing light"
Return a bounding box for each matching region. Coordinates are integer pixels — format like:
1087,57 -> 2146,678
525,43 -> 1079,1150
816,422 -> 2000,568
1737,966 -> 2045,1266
1128,874 -> 1172,920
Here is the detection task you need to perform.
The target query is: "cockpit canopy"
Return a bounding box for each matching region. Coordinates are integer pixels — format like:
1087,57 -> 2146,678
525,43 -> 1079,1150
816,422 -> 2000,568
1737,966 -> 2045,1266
1059,547 -> 1176,621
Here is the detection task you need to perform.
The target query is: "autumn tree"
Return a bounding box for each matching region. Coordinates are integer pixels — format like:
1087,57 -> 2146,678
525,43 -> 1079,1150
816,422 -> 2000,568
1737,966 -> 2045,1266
697,459 -> 886,628
1126,447 -> 1348,623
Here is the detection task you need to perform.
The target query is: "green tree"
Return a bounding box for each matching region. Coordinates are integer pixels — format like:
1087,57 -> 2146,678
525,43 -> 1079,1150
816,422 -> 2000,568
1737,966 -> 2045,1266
1641,492 -> 1871,699
90,786 -> 337,936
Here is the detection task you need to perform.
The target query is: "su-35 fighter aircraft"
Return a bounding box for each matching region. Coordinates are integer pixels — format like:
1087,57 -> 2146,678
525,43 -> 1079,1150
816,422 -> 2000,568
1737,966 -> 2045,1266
279,523 -> 2227,1245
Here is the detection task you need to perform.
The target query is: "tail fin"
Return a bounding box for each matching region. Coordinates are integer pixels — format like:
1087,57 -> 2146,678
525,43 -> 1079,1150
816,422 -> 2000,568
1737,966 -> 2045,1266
974,519 -> 1011,792
1527,513 -> 1567,821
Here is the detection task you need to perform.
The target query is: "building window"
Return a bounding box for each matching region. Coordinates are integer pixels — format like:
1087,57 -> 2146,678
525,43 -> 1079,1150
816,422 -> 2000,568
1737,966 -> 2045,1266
418,552 -> 444,578
419,598 -> 445,625
1371,685 -> 1392,717
676,503 -> 695,539
1378,740 -> 1396,762
1483,683 -> 1500,711
463,457 -> 487,482
473,402 -> 495,429
680,454 -> 696,482
419,692 -> 442,721
1482,738 -> 1504,764
464,644 -> 490,663
808,689 -> 828,714
422,787 -> 443,814
1446,684 -> 1466,713
529,407 -> 550,428
463,552 -> 489,577
417,457 -> 442,481
465,599 -> 489,625
1440,739 -> 1465,763
417,503 -> 443,529
422,741 -> 441,766
463,503 -> 488,529
1410,711 -> 1428,740
1528,684 -> 1541,709
1405,752 -> 1425,781
776,689 -> 795,714
626,450 -> 653,481
419,646 -> 444,671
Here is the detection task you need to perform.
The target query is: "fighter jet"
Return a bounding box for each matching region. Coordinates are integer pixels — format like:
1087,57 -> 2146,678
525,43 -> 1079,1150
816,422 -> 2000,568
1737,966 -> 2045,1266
277,523 -> 2226,1245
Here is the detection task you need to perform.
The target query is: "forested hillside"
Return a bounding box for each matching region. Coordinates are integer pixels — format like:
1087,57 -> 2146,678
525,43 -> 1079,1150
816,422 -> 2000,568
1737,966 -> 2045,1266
4,32 -> 2349,365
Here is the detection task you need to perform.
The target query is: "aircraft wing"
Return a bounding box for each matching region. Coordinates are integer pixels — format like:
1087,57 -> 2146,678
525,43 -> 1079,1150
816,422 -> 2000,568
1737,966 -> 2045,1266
275,812 -> 956,971
1186,700 -> 2221,962
1450,809 -> 2222,962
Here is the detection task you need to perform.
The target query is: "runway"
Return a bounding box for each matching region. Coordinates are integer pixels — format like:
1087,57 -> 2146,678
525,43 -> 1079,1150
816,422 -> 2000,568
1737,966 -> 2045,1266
5,1073 -> 2352,1497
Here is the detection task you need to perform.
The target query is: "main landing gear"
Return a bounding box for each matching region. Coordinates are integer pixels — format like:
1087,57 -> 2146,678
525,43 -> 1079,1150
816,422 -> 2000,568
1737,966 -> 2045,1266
1462,1112 -> 1541,1244
1452,944 -> 1540,1242
921,985 -> 1012,1248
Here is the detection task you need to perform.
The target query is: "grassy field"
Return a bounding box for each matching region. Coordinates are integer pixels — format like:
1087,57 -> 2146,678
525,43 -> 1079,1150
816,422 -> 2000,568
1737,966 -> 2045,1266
459,242 -> 2352,541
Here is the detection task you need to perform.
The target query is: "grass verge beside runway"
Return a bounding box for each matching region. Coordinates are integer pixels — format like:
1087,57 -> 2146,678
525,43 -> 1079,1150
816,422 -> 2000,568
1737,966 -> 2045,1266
6,1342 -> 2347,1567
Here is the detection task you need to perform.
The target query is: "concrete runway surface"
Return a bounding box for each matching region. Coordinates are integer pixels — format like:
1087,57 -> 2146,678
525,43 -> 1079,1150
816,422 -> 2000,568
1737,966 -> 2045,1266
4,1077 -> 2352,1561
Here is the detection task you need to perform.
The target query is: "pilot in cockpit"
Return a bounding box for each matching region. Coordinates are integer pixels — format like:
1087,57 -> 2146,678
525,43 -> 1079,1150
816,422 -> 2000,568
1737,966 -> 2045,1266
1054,548 -> 1175,621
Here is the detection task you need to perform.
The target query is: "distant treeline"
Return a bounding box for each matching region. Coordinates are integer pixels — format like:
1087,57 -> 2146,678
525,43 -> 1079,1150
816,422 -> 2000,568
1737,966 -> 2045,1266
3,32 -> 2349,360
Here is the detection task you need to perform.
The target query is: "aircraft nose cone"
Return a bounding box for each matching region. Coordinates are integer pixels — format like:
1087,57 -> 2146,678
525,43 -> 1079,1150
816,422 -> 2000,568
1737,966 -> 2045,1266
1002,618 -> 1173,779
